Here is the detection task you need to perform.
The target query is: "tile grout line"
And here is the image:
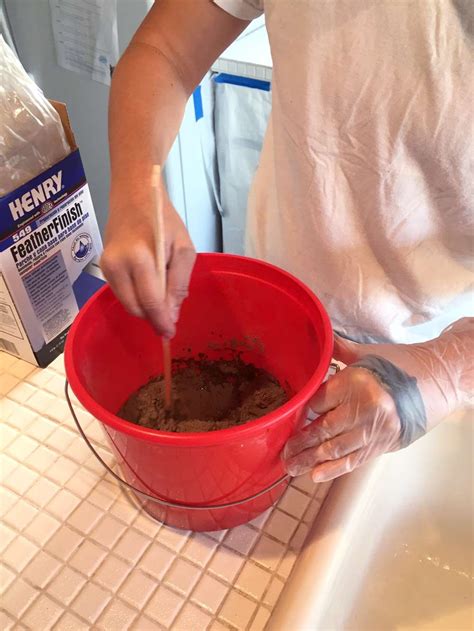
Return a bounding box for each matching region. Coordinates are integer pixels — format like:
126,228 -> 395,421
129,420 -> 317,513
3,466 -> 323,630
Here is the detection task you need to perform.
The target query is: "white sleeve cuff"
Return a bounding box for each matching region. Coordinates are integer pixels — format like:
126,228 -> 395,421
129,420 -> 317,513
213,0 -> 264,21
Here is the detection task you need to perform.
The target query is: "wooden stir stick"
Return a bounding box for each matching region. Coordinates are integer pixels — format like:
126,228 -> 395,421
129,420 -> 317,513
151,165 -> 173,414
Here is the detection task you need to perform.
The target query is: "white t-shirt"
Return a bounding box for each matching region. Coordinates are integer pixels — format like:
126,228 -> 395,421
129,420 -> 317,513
214,0 -> 473,343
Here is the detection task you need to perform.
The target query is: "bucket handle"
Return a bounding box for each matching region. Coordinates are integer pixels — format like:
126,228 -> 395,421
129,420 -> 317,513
65,381 -> 290,511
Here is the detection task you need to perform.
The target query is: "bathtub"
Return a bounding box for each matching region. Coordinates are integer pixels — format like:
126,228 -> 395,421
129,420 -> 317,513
268,408 -> 473,630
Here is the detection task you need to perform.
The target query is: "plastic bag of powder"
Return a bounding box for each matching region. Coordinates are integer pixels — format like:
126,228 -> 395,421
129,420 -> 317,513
0,35 -> 70,197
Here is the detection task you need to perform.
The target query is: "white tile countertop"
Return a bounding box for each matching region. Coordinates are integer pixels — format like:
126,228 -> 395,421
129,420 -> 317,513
0,352 -> 331,631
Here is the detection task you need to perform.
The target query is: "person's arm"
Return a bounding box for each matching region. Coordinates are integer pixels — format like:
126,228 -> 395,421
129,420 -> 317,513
101,0 -> 249,337
283,318 -> 474,482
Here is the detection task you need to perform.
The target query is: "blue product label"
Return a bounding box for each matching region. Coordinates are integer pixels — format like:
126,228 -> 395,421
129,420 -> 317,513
0,145 -> 103,366
22,251 -> 77,340
0,150 -> 86,241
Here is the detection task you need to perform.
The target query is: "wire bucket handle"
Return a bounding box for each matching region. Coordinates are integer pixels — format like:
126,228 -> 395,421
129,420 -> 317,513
65,381 -> 290,511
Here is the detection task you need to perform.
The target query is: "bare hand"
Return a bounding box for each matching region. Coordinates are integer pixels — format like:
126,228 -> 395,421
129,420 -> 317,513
101,181 -> 196,338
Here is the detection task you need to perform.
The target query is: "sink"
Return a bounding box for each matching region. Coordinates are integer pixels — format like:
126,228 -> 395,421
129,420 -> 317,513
267,409 -> 473,630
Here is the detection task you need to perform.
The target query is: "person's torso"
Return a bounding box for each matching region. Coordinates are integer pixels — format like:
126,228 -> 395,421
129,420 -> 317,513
246,0 -> 474,343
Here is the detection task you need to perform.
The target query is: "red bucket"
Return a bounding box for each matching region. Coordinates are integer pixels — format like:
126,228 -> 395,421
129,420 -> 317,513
65,253 -> 333,531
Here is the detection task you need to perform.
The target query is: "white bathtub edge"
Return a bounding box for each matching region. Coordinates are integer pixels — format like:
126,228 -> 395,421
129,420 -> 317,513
267,458 -> 386,631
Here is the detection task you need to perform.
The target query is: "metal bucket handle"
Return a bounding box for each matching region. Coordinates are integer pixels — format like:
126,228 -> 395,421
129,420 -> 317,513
65,381 -> 290,510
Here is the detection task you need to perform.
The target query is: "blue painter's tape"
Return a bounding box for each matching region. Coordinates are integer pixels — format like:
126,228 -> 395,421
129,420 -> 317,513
213,73 -> 271,91
193,86 -> 203,121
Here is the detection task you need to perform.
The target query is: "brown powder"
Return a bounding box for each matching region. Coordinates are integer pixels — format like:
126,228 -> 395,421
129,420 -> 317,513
118,357 -> 288,433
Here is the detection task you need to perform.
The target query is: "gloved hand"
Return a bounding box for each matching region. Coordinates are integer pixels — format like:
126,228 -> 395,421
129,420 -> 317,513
101,174 -> 196,339
283,318 -> 473,482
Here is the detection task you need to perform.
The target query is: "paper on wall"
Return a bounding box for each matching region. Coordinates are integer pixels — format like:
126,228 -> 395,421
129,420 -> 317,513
49,0 -> 119,86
